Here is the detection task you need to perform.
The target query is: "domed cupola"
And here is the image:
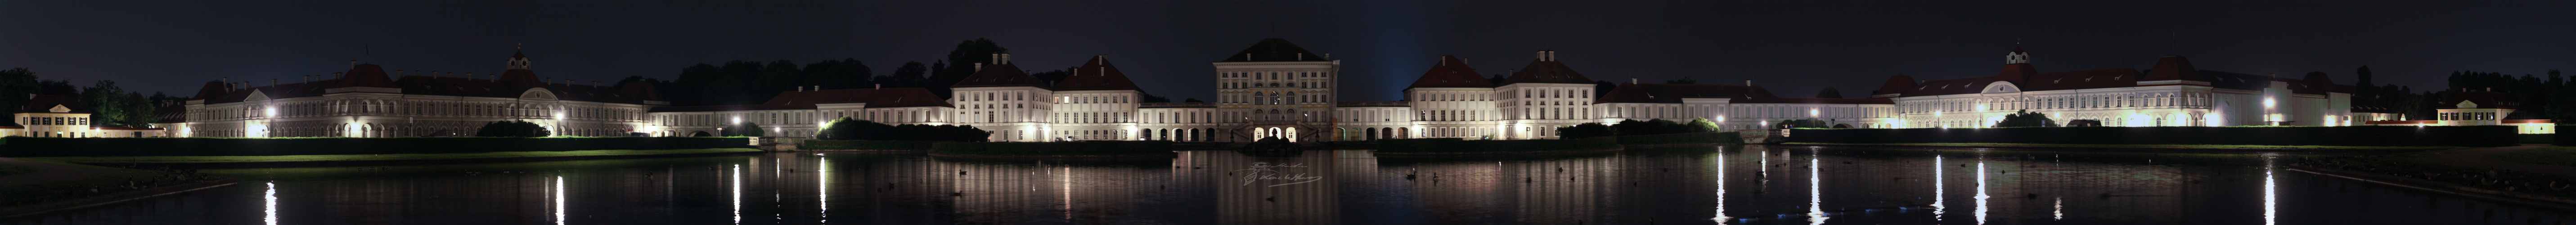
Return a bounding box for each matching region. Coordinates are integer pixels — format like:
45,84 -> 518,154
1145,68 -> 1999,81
507,51 -> 532,70
2005,47 -> 2031,64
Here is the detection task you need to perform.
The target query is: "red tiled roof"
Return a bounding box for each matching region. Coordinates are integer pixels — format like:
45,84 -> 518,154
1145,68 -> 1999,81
1597,83 -> 1777,104
1899,76 -> 2000,96
1053,55 -> 1144,91
2021,68 -> 2143,91
949,61 -> 1051,89
1219,39 -> 1331,62
2505,119 -> 2554,124
2138,55 -> 2211,83
1771,97 -> 1894,104
2365,120 -> 2437,125
337,64 -> 398,88
2437,91 -> 2518,109
649,87 -> 948,112
1503,58 -> 1595,85
1870,76 -> 1915,98
1406,55 -> 1495,89
21,94 -> 88,113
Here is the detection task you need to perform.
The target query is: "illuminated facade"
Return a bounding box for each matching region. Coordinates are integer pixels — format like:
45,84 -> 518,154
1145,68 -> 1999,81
181,52 -> 665,138
2,94 -> 169,138
1870,48 -> 2354,128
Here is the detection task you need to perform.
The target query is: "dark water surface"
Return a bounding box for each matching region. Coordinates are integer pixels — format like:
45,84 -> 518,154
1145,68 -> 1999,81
9,145 -> 2572,224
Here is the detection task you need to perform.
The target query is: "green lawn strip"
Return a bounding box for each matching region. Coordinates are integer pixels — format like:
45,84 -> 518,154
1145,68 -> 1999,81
20,148 -> 762,164
2494,146 -> 2576,167
0,163 -> 32,177
1785,142 -> 2460,151
0,161 -> 220,208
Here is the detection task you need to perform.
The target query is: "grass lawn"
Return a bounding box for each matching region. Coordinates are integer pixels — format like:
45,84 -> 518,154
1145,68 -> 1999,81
0,163 -> 33,177
2494,146 -> 2576,167
19,148 -> 763,164
1785,142 -> 2463,151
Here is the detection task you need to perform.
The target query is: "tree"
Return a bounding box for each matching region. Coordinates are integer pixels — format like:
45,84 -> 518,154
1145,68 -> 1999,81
0,68 -> 40,126
2355,66 -> 2375,95
475,120 -> 551,137
1663,76 -> 1698,84
879,61 -> 930,88
724,122 -> 766,137
1815,86 -> 1843,99
1556,123 -> 1616,139
1687,118 -> 1722,132
1993,110 -> 2056,127
1488,74 -> 1506,85
80,80 -> 153,126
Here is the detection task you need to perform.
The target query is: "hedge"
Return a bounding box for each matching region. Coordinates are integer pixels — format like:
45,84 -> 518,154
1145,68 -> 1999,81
2560,125 -> 2576,146
1786,126 -> 2518,147
929,141 -> 1173,155
802,140 -> 940,150
1376,137 -> 1623,153
1617,132 -> 1743,145
0,136 -> 751,157
2519,134 -> 2554,144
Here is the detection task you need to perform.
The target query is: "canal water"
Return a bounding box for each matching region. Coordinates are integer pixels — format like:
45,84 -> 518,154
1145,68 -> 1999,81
9,144 -> 2573,224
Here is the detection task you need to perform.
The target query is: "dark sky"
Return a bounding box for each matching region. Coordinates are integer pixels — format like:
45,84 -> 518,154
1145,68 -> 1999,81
5,1 -> 2572,102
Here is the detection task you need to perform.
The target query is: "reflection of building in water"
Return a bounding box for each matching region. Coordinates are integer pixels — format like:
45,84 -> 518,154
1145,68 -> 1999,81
1183,150 -> 1373,225
1611,146 -> 1729,225
1394,153 -> 1619,224
933,158 -> 1174,224
1803,149 -> 2210,224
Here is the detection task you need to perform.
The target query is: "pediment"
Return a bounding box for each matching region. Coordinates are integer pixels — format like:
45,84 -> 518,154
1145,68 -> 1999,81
243,90 -> 271,101
2459,101 -> 2478,108
49,105 -> 69,113
1980,81 -> 2021,94
519,88 -> 559,100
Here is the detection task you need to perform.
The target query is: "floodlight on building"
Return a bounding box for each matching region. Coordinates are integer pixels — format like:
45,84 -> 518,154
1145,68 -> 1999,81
1935,110 -> 1943,117
1809,109 -> 1819,117
1976,104 -> 1987,112
2264,98 -> 2276,108
733,117 -> 742,124
1717,116 -> 1726,123
265,108 -> 277,117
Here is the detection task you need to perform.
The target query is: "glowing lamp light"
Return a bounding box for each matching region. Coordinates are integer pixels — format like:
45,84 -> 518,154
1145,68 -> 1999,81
2263,98 -> 2276,108
1809,109 -> 1819,117
265,108 -> 277,117
732,117 -> 742,124
555,112 -> 566,121
1976,104 -> 1987,112
1935,110 -> 1944,117
1717,116 -> 1726,123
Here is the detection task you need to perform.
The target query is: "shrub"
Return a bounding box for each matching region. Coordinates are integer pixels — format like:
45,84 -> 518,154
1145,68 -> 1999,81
475,120 -> 550,137
1789,126 -> 2518,147
815,118 -> 989,142
1776,119 -> 1829,129
0,136 -> 751,157
929,141 -> 1172,155
1558,123 -> 1617,139
1993,110 -> 2057,127
723,122 -> 765,137
1686,118 -> 1721,133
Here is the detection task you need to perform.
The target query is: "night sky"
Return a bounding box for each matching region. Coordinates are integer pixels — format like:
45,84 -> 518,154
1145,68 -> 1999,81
4,1 -> 2572,102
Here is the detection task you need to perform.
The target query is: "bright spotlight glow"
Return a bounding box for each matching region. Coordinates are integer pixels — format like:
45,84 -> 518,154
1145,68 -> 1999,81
2263,97 -> 2276,108
265,108 -> 277,117
1809,108 -> 1819,117
1975,104 -> 1987,111
555,176 -> 566,225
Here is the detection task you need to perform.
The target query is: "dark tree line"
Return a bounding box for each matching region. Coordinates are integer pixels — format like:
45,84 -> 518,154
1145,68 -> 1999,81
636,38 -> 1169,106
475,120 -> 551,137
1558,118 -> 1722,139
2353,67 -> 2576,121
0,68 -> 164,127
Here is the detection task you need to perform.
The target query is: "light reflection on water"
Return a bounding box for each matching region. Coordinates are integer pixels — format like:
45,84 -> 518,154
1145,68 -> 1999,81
8,145 -> 2576,225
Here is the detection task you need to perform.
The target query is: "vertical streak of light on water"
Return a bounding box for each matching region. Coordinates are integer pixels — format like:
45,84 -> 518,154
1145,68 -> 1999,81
264,182 -> 278,225
556,176 -> 566,225
1712,149 -> 1729,224
819,157 -> 829,224
1807,149 -> 1826,225
2053,197 -> 2063,220
1063,166 -> 1074,221
2265,156 -> 2278,225
733,164 -> 742,225
1975,159 -> 1989,225
1933,155 -> 1945,221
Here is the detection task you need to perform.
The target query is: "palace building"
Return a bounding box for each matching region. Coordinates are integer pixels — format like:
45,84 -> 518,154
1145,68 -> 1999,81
126,40 -> 2379,141
1870,48 -> 2354,128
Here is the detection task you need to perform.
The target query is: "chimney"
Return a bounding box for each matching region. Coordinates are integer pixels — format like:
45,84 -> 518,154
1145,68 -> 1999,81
467,72 -> 475,79
1630,77 -> 1638,84
350,60 -> 357,66
304,75 -> 311,83
592,81 -> 600,86
1746,80 -> 1752,86
270,79 -> 276,87
812,86 -> 820,91
874,84 -> 881,90
973,63 -> 984,72
1297,53 -> 1303,61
